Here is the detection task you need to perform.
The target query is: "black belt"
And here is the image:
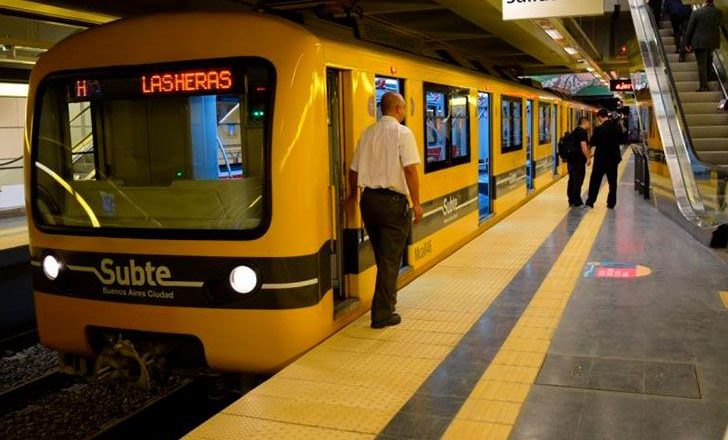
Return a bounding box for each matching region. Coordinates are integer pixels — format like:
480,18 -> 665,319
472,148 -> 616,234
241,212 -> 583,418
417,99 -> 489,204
363,187 -> 407,199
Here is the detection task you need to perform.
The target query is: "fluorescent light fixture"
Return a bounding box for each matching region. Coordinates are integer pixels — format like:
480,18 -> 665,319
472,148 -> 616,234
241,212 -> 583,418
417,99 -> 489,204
545,29 -> 564,40
586,67 -> 595,72
564,47 -> 578,55
0,83 -> 29,97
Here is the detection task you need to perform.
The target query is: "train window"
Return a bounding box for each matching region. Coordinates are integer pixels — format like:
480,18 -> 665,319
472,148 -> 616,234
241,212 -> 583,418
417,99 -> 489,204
423,83 -> 470,172
68,101 -> 96,181
501,96 -> 522,153
32,57 -> 274,237
375,76 -> 404,120
538,102 -> 552,144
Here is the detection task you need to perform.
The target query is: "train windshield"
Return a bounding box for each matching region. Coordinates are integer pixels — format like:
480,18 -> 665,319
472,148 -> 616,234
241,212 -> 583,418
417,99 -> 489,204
32,58 -> 274,237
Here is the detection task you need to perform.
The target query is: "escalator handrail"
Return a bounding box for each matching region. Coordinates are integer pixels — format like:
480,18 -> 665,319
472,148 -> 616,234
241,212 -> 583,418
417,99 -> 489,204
629,0 -> 725,228
644,5 -> 698,162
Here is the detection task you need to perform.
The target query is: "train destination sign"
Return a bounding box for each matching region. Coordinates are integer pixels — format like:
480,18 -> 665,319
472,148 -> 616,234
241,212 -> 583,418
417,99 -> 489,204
141,69 -> 233,95
503,0 -> 603,21
69,63 -> 239,102
610,79 -> 634,92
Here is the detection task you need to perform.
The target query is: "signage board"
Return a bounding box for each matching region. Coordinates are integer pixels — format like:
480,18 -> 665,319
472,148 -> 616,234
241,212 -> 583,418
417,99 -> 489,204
583,261 -> 652,279
503,0 -> 604,21
610,79 -> 634,92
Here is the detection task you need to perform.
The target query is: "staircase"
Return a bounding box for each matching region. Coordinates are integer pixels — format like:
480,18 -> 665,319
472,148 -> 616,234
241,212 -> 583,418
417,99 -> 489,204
658,20 -> 728,165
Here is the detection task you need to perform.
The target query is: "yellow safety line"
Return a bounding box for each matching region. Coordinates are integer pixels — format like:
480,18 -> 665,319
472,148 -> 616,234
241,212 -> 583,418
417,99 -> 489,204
719,291 -> 728,310
442,152 -> 633,440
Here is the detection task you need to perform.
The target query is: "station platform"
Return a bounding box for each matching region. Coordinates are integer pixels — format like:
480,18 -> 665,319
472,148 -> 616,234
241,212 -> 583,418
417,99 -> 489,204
186,152 -> 727,440
0,216 -> 29,267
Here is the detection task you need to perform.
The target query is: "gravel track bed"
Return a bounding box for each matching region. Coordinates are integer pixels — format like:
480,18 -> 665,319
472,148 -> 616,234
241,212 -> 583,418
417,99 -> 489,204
0,344 -> 58,394
0,376 -> 186,440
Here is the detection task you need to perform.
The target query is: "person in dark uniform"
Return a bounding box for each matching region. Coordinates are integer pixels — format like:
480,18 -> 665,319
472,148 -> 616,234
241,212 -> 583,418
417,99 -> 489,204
349,92 -> 424,329
567,117 -> 591,207
586,109 -> 623,209
665,0 -> 692,54
685,0 -> 725,91
649,0 -> 664,21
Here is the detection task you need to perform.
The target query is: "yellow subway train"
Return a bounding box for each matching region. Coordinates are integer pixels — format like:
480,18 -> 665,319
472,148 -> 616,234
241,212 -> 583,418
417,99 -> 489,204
26,11 -> 595,374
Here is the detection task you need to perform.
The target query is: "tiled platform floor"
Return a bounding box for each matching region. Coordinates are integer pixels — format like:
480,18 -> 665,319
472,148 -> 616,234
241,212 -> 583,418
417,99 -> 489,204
186,155 -> 727,440
0,215 -> 28,252
510,162 -> 728,440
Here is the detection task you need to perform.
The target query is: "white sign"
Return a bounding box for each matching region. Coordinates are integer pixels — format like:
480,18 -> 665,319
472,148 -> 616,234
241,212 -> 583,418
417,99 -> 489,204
503,0 -> 604,21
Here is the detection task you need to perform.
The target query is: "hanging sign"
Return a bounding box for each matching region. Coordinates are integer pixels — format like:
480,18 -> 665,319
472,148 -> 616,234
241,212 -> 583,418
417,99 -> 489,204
610,79 -> 634,92
503,0 -> 604,21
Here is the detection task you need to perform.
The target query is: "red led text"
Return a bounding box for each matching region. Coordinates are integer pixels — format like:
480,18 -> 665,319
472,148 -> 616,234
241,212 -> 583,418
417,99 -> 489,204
141,70 -> 233,95
76,80 -> 89,99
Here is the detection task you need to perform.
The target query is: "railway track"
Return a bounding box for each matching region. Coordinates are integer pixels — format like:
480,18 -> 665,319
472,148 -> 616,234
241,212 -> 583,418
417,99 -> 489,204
90,378 -> 239,440
0,329 -> 38,354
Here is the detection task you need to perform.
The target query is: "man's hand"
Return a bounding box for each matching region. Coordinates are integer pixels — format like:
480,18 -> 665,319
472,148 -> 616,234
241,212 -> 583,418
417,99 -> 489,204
412,204 -> 424,224
685,45 -> 693,53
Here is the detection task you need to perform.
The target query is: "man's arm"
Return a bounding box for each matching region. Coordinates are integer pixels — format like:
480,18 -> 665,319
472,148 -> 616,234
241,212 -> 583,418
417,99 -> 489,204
685,14 -> 696,50
348,170 -> 358,200
403,165 -> 423,224
581,141 -> 591,166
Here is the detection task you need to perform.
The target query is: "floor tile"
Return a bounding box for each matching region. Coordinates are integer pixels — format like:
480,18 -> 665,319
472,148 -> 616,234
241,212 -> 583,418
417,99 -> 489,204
587,358 -> 644,394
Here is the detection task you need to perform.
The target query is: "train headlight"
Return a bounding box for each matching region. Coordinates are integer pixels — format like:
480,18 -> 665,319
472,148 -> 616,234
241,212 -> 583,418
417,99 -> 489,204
42,255 -> 62,281
229,265 -> 257,294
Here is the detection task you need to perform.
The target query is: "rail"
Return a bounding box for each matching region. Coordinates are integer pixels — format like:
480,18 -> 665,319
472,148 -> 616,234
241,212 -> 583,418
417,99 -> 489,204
628,0 -> 727,229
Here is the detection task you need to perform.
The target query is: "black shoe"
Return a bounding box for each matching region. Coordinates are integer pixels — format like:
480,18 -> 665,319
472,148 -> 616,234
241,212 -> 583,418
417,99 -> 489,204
607,205 -> 615,210
371,313 -> 402,329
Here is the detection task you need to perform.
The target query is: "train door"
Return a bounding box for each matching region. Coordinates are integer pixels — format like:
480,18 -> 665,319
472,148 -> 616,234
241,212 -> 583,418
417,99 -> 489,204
526,99 -> 534,190
477,92 -> 492,219
326,68 -> 349,305
552,103 -> 559,175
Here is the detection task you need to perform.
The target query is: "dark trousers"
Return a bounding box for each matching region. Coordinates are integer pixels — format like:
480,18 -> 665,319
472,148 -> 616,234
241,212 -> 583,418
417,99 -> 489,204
586,161 -> 619,208
695,49 -> 714,90
649,0 -> 662,21
567,162 -> 586,205
669,14 -> 687,51
360,189 -> 410,323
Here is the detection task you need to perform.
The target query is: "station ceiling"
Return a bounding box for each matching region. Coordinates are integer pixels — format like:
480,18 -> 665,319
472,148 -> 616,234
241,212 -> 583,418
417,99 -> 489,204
0,0 -> 640,82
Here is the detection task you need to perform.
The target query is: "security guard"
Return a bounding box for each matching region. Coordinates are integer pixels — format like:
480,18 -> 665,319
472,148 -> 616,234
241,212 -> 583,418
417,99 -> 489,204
349,92 -> 423,329
586,109 -> 623,209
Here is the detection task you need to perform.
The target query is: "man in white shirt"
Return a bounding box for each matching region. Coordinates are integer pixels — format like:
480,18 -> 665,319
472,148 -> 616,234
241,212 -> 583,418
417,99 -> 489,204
349,92 -> 423,329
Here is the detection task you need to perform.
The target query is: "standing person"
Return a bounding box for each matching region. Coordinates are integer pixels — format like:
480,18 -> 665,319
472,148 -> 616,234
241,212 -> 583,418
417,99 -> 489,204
586,109 -> 623,209
665,0 -> 692,54
649,0 -> 664,21
567,117 -> 592,207
685,0 -> 725,91
349,92 -> 424,329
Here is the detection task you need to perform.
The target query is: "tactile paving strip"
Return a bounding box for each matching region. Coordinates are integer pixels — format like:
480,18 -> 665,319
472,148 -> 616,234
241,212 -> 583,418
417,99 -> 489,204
442,152 -> 632,440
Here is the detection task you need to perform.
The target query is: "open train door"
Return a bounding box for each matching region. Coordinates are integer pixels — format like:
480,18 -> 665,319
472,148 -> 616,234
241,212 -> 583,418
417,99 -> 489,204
326,68 -> 359,317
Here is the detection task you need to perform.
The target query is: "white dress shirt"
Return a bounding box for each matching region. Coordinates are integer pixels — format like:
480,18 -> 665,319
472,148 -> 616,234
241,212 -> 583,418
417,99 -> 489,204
350,116 -> 421,195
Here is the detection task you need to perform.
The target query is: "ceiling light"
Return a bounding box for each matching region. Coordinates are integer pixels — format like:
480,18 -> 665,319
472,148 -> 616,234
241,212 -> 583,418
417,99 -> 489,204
545,29 -> 563,40
564,47 -> 578,55
0,83 -> 29,97
586,67 -> 595,72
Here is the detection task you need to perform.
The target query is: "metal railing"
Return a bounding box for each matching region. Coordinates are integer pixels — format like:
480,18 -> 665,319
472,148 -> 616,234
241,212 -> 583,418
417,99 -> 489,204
628,0 -> 727,229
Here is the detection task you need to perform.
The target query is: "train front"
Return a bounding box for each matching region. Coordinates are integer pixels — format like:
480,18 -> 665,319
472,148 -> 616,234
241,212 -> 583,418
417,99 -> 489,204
26,13 -> 334,373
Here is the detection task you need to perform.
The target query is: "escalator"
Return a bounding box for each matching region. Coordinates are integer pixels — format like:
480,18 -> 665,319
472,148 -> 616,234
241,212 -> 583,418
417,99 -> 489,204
628,0 -> 728,235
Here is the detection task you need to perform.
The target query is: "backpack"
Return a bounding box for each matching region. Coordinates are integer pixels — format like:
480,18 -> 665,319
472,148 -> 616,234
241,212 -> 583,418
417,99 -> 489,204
558,130 -> 577,161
